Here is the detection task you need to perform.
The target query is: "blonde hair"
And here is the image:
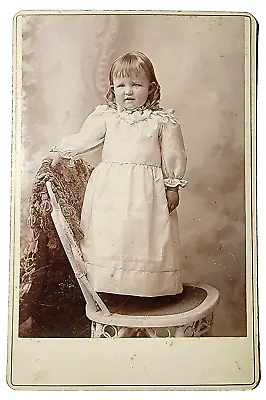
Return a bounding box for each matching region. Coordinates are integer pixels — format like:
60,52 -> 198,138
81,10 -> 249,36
106,51 -> 161,110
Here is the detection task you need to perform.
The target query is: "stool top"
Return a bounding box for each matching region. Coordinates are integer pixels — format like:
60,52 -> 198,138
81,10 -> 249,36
99,285 -> 207,316
86,284 -> 220,327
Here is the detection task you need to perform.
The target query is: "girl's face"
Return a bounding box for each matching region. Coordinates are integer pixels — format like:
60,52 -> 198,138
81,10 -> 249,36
113,68 -> 151,110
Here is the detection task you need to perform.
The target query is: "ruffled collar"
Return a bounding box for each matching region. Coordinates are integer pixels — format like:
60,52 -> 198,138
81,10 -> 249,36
104,105 -> 179,125
116,106 -> 152,124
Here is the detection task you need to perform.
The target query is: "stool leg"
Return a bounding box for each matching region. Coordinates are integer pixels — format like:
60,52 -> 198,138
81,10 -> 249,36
117,327 -> 135,337
90,321 -> 95,338
145,328 -> 155,337
92,324 -> 137,338
175,326 -> 185,337
94,322 -> 104,337
201,313 -> 214,337
206,325 -> 213,337
207,313 -> 214,336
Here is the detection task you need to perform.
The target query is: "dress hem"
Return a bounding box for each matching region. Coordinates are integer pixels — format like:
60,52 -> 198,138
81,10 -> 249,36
85,261 -> 181,274
85,262 -> 183,297
96,285 -> 184,298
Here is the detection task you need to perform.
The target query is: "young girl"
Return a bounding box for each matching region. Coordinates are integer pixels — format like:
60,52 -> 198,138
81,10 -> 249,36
50,51 -> 187,297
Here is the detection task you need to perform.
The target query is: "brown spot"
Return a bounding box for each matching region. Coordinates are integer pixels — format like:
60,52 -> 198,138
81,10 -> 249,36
34,369 -> 47,383
235,361 -> 241,370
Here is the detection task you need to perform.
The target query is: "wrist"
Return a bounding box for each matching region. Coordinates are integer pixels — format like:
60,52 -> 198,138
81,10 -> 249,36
165,185 -> 179,192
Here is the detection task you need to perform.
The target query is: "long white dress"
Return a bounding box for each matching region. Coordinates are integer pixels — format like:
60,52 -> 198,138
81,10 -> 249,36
56,105 -> 187,297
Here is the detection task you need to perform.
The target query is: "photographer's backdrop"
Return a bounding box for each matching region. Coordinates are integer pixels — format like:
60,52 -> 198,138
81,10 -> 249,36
21,14 -> 246,336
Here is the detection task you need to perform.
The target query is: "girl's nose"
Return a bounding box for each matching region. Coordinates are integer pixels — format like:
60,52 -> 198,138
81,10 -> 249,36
125,86 -> 133,94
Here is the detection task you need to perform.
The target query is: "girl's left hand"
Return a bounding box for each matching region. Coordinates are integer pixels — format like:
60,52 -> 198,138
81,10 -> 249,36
166,188 -> 180,213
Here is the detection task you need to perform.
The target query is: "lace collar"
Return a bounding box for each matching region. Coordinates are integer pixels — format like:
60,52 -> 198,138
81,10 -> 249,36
98,104 -> 179,125
116,106 -> 152,124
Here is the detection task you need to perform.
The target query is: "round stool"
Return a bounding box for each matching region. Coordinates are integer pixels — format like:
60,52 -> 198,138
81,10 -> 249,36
87,284 -> 220,338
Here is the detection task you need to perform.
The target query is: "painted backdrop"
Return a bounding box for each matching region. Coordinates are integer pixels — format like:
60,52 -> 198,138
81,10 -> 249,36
21,14 -> 246,336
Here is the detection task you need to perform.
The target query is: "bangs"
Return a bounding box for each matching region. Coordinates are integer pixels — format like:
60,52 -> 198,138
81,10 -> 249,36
112,64 -> 143,79
111,56 -> 145,80
106,51 -> 161,110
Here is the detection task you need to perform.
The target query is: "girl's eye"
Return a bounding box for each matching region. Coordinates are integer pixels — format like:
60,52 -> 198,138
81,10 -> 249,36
117,84 -> 124,88
133,83 -> 141,87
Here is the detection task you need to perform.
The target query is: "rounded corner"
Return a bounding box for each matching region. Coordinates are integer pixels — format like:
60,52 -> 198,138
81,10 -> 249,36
6,374 -> 17,391
13,10 -> 26,25
243,12 -> 259,29
250,372 -> 261,391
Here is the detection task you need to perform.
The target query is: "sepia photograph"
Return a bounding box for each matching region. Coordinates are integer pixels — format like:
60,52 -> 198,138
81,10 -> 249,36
7,10 -> 258,390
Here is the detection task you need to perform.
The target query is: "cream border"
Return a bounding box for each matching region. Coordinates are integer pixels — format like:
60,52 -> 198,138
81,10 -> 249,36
7,10 -> 259,391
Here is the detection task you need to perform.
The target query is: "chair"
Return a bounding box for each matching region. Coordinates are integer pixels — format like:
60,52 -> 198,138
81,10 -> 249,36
46,181 -> 220,338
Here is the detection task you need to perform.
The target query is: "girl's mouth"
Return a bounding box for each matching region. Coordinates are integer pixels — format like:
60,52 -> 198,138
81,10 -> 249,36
125,98 -> 134,101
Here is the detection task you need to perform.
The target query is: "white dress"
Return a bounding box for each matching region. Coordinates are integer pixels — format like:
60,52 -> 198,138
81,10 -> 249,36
56,105 -> 187,297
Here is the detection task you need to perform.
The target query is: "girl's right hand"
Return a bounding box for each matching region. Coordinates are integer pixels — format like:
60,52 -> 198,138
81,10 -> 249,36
42,151 -> 61,167
50,153 -> 61,167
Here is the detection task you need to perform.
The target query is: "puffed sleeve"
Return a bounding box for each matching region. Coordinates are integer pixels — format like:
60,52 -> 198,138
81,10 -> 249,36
159,110 -> 188,188
52,105 -> 107,161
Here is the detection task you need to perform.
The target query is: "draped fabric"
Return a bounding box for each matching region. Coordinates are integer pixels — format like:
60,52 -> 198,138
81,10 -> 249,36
19,159 -> 93,337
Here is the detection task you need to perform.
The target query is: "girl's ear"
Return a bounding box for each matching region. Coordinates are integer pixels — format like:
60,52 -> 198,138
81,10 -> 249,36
148,82 -> 156,94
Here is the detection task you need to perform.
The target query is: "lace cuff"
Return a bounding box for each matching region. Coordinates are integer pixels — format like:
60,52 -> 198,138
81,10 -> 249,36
51,145 -> 77,159
49,146 -> 77,167
164,177 -> 188,188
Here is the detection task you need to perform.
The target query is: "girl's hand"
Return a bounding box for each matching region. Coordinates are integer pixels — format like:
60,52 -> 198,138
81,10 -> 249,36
42,151 -> 61,167
50,152 -> 61,167
166,187 -> 180,213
